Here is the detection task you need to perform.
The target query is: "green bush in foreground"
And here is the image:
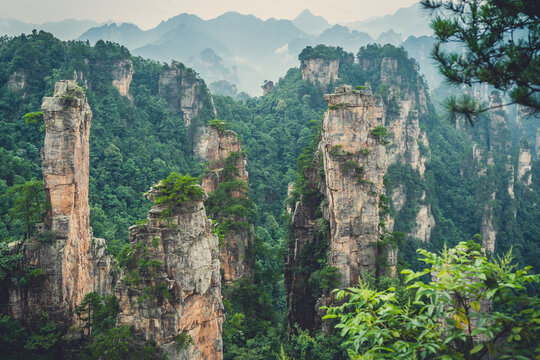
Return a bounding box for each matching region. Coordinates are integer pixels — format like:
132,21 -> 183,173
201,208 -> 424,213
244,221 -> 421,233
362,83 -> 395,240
324,242 -> 540,360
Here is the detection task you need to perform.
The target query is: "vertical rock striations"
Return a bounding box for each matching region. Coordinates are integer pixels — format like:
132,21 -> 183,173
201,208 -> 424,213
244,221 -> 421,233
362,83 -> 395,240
518,139 -> 532,188
301,58 -> 339,89
320,86 -> 389,283
286,86 -> 391,330
159,60 -> 206,127
111,59 -> 134,99
116,186 -> 224,360
376,56 -> 433,243
9,80 -> 114,328
202,124 -> 255,283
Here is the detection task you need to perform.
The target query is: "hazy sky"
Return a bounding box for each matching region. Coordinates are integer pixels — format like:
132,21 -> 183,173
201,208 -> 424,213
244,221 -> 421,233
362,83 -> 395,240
1,0 -> 419,29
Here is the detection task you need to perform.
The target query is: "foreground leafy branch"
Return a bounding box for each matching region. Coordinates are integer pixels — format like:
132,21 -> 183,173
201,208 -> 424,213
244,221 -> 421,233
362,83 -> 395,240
324,242 -> 540,359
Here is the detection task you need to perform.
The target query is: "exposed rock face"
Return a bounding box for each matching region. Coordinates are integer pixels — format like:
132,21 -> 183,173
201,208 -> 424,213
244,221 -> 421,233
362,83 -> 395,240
378,56 -> 432,242
7,71 -> 26,92
392,185 -> 406,213
301,58 -> 339,89
261,80 -> 274,96
518,142 -> 532,187
202,125 -> 254,283
481,205 -> 497,253
202,127 -> 248,194
487,95 -> 511,153
111,59 -> 134,99
286,86 -> 391,330
471,144 -> 497,252
380,58 -> 400,85
536,128 -> 540,157
411,204 -> 435,243
320,86 -> 389,283
8,80 -> 114,328
159,61 -> 206,126
116,190 -> 224,360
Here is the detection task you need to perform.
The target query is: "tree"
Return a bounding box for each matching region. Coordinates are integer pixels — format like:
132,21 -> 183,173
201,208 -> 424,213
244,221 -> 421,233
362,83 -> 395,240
4,180 -> 47,239
324,242 -> 540,359
422,0 -> 540,122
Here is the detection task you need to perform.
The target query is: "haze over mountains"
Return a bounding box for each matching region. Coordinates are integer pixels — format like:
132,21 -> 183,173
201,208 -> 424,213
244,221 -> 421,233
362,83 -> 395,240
0,4 -> 439,95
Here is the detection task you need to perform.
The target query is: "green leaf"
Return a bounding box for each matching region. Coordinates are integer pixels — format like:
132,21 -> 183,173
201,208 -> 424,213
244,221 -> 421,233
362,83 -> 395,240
470,343 -> 483,354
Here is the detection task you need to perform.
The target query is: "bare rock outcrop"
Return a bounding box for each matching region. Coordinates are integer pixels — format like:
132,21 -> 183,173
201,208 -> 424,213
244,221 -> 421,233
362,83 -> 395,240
159,61 -> 206,126
7,71 -> 26,92
286,86 -> 392,330
536,128 -> 540,157
111,59 -> 134,99
320,86 -> 390,282
8,80 -> 114,328
411,204 -> 435,243
116,188 -> 224,360
518,140 -> 532,187
261,80 -> 274,96
471,144 -> 497,252
301,58 -> 339,89
202,124 -> 254,283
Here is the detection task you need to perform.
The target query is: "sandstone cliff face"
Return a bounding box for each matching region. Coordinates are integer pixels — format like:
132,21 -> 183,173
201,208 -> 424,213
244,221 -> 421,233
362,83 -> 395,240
301,58 -> 339,89
536,128 -> 540,158
471,144 -> 497,252
116,191 -> 223,360
202,125 -> 254,283
7,71 -> 26,92
261,80 -> 274,96
320,86 -> 390,282
378,57 -> 433,242
411,203 -> 435,243
286,86 -> 392,330
111,59 -> 134,99
9,80 -> 114,328
159,61 -> 206,126
518,143 -> 532,187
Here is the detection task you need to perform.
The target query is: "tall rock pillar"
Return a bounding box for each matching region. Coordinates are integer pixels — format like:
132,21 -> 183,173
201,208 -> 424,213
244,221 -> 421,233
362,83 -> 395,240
42,81 -> 93,312
286,86 -> 392,331
202,123 -> 255,283
116,184 -> 224,360
320,86 -> 390,284
8,80 -> 114,329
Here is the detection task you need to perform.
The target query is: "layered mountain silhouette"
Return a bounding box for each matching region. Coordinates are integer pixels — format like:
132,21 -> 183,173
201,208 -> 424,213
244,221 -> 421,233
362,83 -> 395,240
0,4 -> 440,95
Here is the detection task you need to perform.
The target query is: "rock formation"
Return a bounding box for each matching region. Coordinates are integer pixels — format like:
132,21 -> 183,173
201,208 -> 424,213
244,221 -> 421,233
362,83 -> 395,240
111,59 -> 134,99
411,202 -> 436,243
301,58 -> 339,89
7,71 -> 26,92
471,144 -> 497,252
286,86 -> 392,330
159,61 -> 207,126
536,128 -> 540,158
377,56 -> 433,243
320,86 -> 390,282
8,80 -> 114,328
202,124 -> 254,283
261,80 -> 274,96
518,140 -> 532,187
7,80 -> 224,359
116,186 -> 224,360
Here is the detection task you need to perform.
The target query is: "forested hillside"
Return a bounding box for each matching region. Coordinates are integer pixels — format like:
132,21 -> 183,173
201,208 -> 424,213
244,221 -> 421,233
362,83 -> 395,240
0,31 -> 213,252
0,32 -> 538,359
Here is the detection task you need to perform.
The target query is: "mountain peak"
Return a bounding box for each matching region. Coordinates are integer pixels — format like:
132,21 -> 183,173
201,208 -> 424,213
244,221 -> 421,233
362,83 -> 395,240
296,9 -> 314,18
292,8 -> 330,35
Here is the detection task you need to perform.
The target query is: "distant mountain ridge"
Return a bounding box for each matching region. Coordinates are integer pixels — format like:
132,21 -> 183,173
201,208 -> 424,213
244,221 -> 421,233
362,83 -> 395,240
292,9 -> 331,35
346,3 -> 433,38
0,4 -> 439,95
0,18 -> 101,40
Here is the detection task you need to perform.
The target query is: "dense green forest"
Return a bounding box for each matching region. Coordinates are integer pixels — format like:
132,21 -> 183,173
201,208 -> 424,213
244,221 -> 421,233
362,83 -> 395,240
0,32 -> 538,359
